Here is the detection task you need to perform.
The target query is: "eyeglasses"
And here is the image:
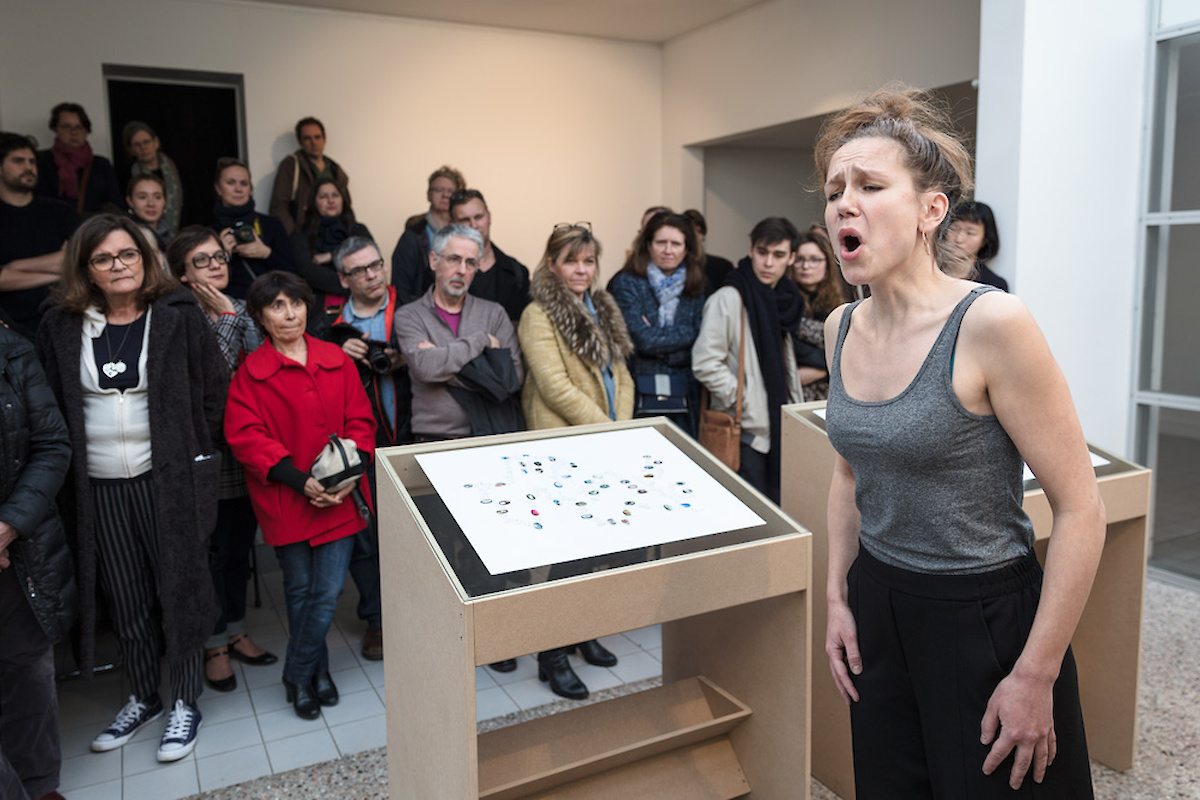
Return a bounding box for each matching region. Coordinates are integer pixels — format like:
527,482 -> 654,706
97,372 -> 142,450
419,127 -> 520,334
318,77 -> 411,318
57,123 -> 87,133
434,253 -> 479,270
191,250 -> 230,269
430,187 -> 457,196
89,248 -> 142,270
342,259 -> 386,280
554,221 -> 592,232
796,256 -> 827,267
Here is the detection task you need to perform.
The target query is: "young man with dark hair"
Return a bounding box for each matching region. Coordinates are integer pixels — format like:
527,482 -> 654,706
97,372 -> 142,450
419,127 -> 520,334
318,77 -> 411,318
0,132 -> 79,339
449,189 -> 530,322
692,216 -> 803,503
269,116 -> 351,235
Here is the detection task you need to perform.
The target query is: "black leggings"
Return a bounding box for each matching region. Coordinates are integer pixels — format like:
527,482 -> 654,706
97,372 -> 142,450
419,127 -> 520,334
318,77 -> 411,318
847,546 -> 1093,799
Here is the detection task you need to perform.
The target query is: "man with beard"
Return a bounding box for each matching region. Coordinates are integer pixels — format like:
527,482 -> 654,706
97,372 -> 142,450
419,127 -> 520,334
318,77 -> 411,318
0,133 -> 79,339
395,224 -> 523,443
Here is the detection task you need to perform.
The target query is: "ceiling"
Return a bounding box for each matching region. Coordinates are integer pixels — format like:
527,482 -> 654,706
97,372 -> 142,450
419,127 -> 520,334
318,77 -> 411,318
238,0 -> 769,43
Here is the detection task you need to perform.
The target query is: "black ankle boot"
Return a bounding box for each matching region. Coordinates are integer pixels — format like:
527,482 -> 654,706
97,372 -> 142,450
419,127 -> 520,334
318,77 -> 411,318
537,649 -> 588,700
284,680 -> 320,719
573,639 -> 618,667
312,671 -> 339,707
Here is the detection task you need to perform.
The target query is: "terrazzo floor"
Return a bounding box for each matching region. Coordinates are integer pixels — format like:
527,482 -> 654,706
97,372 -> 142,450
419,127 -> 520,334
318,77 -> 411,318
208,576 -> 1198,799
53,563 -> 1200,799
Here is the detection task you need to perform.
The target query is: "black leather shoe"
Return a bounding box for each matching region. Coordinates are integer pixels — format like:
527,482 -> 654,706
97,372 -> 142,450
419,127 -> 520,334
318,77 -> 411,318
488,659 -> 518,673
573,639 -> 618,667
312,671 -> 339,707
537,649 -> 588,700
228,634 -> 278,666
204,648 -> 237,693
283,680 -> 320,719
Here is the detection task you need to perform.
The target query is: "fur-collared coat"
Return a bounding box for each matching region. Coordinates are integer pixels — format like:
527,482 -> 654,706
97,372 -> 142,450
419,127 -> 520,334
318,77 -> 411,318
36,287 -> 226,677
518,267 -> 634,430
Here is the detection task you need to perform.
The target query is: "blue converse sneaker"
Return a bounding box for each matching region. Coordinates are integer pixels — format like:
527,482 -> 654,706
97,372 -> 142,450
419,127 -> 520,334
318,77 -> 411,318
156,699 -> 202,762
91,693 -> 163,751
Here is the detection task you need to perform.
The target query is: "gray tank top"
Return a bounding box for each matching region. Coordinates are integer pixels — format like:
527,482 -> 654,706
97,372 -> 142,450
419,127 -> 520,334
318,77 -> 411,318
825,286 -> 1034,574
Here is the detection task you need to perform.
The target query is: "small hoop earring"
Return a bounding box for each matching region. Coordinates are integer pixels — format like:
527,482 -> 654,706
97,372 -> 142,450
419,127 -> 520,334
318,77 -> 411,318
921,229 -> 931,256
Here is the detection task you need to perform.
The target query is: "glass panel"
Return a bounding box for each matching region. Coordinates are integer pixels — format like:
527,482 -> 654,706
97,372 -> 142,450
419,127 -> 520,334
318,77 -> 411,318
1140,224 -> 1200,394
1161,0 -> 1200,28
1148,32 -> 1200,211
1148,407 -> 1200,581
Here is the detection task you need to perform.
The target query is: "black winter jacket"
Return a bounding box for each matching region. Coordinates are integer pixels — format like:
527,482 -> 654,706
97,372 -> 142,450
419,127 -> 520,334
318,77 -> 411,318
0,323 -> 76,641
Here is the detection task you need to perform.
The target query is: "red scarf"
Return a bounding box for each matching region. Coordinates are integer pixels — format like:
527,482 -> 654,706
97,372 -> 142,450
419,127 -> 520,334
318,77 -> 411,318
50,140 -> 93,199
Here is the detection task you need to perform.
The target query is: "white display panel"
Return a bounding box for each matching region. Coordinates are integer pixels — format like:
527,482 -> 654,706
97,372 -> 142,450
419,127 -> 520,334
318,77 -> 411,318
416,427 -> 765,574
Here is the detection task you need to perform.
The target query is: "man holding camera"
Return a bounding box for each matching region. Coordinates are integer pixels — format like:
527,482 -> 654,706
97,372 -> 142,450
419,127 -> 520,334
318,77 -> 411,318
321,236 -> 411,661
395,224 -> 523,443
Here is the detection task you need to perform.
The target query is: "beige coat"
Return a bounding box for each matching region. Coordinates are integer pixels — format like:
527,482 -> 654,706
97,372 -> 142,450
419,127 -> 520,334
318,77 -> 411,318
692,286 -> 802,454
518,267 -> 634,430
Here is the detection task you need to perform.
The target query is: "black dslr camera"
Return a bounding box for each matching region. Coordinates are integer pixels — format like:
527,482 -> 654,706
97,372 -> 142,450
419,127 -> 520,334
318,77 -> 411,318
231,220 -> 256,245
330,322 -> 394,375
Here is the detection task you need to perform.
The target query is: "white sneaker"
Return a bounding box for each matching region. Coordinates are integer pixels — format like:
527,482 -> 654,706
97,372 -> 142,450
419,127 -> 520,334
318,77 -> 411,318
91,694 -> 163,752
156,699 -> 202,762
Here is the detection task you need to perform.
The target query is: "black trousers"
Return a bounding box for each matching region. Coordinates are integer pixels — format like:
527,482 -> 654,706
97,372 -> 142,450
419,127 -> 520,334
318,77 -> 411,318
0,566 -> 59,799
207,494 -> 258,646
93,475 -> 202,705
848,546 -> 1093,799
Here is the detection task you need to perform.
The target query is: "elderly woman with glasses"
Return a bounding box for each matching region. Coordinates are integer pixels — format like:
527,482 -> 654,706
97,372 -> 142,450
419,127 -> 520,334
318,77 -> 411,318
517,223 -> 634,700
36,214 -> 227,763
165,226 -> 274,695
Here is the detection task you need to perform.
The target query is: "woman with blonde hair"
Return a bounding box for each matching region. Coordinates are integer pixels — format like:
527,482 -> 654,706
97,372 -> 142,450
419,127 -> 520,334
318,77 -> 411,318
517,223 -> 633,700
819,86 -> 1103,797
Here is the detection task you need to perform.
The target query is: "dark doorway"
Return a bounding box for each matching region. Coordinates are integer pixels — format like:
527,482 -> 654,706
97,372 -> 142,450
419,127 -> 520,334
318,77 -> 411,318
104,66 -> 245,228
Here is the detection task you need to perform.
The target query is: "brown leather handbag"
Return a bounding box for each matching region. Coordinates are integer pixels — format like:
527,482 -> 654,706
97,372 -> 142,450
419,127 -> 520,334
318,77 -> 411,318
698,303 -> 745,471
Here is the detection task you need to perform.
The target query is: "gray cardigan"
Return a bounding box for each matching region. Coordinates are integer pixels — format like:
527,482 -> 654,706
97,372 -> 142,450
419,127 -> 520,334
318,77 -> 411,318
394,288 -> 523,437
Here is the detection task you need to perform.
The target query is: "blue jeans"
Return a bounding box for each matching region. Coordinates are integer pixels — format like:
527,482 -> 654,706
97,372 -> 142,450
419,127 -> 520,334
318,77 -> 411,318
274,536 -> 355,684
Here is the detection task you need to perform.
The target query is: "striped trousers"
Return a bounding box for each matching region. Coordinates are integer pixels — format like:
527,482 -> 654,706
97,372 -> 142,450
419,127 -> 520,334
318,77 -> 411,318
92,474 -> 202,705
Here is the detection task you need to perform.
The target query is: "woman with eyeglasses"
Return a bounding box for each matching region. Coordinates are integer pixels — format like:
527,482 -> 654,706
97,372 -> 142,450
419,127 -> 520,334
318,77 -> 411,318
211,157 -> 294,300
517,223 -> 634,700
36,214 -> 227,763
290,177 -> 372,326
788,229 -> 851,401
123,121 -> 183,235
36,102 -> 124,217
166,225 -> 274,695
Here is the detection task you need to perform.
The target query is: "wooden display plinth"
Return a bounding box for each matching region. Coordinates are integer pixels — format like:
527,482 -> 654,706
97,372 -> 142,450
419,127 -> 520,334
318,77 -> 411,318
377,418 -> 813,799
781,401 -> 1152,799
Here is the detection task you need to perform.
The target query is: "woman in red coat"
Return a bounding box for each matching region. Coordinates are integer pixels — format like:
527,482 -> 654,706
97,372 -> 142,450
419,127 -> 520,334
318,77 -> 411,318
225,271 -> 375,720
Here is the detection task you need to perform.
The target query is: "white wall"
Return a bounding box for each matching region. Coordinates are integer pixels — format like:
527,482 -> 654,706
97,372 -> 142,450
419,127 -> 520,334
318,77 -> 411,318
976,0 -> 1149,454
702,145 -> 821,261
0,0 -> 662,277
661,0 -> 981,211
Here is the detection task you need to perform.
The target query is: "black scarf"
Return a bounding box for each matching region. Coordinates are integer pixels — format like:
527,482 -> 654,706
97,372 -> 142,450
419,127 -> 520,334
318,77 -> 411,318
727,258 -> 803,501
213,199 -> 256,229
313,214 -> 351,255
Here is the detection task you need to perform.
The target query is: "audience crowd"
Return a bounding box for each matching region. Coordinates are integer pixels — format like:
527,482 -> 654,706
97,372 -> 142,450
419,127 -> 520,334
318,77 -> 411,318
0,103 -> 996,799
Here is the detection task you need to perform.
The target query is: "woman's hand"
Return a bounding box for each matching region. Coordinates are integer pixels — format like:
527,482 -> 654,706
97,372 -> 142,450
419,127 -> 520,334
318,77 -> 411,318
303,476 -> 351,508
825,599 -> 862,704
190,281 -> 235,318
218,228 -> 238,253
234,237 -> 271,260
981,668 -> 1057,789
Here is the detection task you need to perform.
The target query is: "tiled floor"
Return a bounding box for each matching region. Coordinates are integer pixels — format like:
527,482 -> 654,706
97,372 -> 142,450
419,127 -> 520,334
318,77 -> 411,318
54,551 -> 663,800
